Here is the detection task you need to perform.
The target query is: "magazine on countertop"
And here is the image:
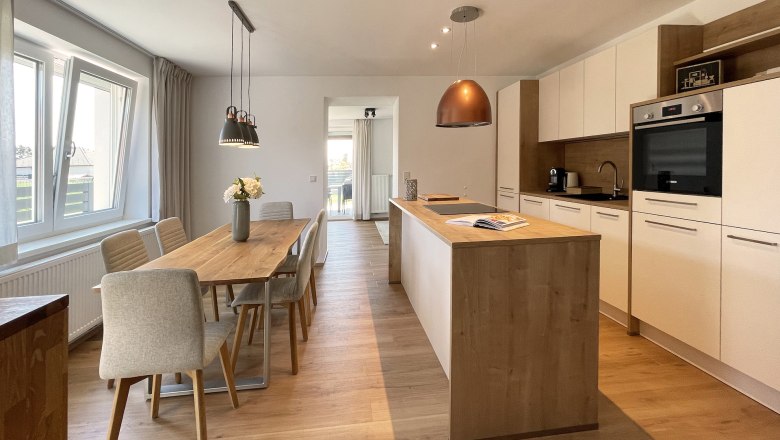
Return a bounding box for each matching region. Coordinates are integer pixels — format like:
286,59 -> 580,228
445,213 -> 529,231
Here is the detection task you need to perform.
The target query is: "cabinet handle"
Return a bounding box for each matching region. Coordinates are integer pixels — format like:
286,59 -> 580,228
499,194 -> 514,199
596,211 -> 619,218
645,197 -> 698,206
645,219 -> 697,232
726,234 -> 778,247
555,204 -> 581,211
499,186 -> 515,191
522,198 -> 542,204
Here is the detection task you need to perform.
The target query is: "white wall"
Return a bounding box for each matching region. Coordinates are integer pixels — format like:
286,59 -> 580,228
371,118 -> 393,176
190,75 -> 519,260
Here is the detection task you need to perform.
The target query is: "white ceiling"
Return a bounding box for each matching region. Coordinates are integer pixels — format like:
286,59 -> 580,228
61,0 -> 694,77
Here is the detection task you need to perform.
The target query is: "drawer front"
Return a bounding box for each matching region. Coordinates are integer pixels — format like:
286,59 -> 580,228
590,207 -> 629,312
496,191 -> 520,212
549,200 -> 590,231
519,195 -> 549,220
632,190 -> 721,224
722,226 -> 780,391
631,212 -> 721,358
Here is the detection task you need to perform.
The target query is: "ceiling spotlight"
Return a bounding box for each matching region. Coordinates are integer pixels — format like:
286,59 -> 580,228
430,42 -> 439,49
441,26 -> 451,34
364,108 -> 376,118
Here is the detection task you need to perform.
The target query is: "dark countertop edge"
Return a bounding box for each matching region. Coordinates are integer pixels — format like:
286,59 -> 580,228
518,191 -> 630,212
0,294 -> 69,342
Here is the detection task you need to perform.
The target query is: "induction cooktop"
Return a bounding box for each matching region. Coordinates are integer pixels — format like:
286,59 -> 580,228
424,203 -> 506,215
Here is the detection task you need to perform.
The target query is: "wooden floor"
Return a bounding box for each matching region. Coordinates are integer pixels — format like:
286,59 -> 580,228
68,221 -> 780,439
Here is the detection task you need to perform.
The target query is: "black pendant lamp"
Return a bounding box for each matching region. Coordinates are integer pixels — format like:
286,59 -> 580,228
436,6 -> 492,128
219,14 -> 244,145
243,27 -> 260,147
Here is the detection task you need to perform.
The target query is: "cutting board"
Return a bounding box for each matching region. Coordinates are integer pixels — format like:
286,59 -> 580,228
419,193 -> 460,201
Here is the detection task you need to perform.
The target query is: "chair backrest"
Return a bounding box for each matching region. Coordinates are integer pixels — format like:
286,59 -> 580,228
155,217 -> 188,255
100,229 -> 150,273
311,209 -> 326,263
294,221 -> 319,300
99,269 -> 205,379
258,201 -> 293,220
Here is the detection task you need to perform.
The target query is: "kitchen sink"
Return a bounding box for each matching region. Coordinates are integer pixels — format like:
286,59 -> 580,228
559,193 -> 628,202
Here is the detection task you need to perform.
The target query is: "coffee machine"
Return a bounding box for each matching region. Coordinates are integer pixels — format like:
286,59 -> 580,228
547,167 -> 566,192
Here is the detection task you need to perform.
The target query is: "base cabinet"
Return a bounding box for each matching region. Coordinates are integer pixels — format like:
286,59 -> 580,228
590,207 -> 628,312
721,226 -> 780,391
519,195 -> 549,220
631,212 -> 721,358
550,200 -> 590,231
497,191 -> 520,212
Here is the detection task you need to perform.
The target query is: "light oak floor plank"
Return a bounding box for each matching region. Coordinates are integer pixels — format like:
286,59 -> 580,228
67,221 -> 780,439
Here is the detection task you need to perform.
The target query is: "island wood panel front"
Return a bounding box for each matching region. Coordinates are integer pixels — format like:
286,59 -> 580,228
450,239 -> 600,439
388,203 -> 402,284
0,295 -> 69,440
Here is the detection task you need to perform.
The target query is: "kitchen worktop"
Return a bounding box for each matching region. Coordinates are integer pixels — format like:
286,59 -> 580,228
389,198 -> 599,248
519,190 -> 630,211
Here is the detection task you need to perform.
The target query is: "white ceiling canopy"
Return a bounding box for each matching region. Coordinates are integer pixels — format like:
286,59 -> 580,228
59,0 -> 694,76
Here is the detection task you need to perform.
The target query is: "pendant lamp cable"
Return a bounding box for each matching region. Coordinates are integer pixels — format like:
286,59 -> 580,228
456,17 -> 468,80
248,31 -> 251,116
240,25 -> 244,112
474,20 -> 477,78
449,19 -> 454,77
230,14 -> 234,108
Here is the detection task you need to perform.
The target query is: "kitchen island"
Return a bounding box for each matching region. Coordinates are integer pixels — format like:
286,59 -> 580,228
389,198 -> 600,440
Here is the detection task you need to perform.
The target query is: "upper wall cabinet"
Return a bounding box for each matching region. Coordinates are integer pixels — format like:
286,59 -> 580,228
538,72 -> 559,142
558,61 -> 585,140
615,28 -> 658,133
584,47 -> 616,137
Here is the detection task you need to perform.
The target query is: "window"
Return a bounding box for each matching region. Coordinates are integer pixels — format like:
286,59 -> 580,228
13,40 -> 138,240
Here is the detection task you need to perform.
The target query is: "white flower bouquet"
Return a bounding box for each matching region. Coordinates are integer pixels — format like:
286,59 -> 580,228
223,176 -> 264,203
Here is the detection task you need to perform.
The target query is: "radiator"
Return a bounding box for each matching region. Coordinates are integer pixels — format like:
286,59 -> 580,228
370,174 -> 392,213
0,227 -> 158,342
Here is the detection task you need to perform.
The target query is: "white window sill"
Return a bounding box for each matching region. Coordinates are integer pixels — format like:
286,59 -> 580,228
17,218 -> 153,262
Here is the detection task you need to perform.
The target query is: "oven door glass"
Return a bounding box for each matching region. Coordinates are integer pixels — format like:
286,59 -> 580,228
632,118 -> 722,196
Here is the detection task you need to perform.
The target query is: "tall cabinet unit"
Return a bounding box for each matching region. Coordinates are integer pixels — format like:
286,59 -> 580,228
496,80 -> 563,208
720,77 -> 780,391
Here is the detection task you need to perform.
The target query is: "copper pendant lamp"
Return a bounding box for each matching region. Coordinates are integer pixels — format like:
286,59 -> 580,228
436,6 -> 492,128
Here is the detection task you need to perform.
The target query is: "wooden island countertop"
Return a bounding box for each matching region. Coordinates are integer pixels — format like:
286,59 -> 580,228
388,197 -> 600,440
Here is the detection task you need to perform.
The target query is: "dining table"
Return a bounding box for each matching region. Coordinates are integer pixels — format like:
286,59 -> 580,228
94,218 -> 309,399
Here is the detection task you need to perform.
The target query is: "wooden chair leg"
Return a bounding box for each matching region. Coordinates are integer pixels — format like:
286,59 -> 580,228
107,376 -> 144,440
297,298 -> 309,342
188,370 -> 207,440
175,372 -> 182,384
247,306 -> 259,346
309,269 -> 318,306
218,342 -> 240,409
151,374 -> 162,419
288,302 -> 299,375
231,305 -> 250,372
305,284 -> 312,326
210,285 -> 220,322
107,378 -> 115,389
227,284 -> 238,315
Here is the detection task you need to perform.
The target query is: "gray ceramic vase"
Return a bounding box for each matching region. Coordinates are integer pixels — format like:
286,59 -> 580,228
232,199 -> 250,242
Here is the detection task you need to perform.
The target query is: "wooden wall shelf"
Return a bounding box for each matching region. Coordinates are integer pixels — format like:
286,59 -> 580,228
674,27 -> 780,66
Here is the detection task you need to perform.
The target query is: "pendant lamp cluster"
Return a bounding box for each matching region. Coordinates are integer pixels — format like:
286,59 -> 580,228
219,1 -> 260,148
436,6 -> 492,128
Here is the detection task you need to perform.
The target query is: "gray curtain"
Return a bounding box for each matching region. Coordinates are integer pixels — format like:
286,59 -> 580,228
153,57 -> 193,236
0,0 -> 17,266
352,119 -> 372,221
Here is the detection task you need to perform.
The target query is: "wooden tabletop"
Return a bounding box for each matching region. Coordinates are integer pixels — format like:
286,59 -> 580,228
94,220 -> 309,291
0,294 -> 69,342
390,198 -> 598,248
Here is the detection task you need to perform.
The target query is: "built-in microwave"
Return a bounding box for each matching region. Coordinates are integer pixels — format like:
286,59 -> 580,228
632,90 -> 722,196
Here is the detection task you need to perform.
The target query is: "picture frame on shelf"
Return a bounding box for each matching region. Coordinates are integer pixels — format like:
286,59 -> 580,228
676,60 -> 722,93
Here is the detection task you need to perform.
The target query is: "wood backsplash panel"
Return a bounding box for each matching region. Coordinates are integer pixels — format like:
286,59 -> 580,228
703,0 -> 780,51
564,138 -> 629,193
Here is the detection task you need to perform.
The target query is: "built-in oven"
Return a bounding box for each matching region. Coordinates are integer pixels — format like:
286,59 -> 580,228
632,90 -> 722,196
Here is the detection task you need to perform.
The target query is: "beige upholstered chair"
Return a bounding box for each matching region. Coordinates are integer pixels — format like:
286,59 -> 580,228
230,221 -> 319,374
100,229 -> 151,389
99,269 -> 238,440
258,201 -> 294,220
155,217 -> 230,321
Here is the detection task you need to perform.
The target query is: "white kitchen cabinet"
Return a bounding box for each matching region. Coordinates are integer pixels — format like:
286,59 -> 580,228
584,47 -> 616,137
496,191 -> 520,212
721,226 -> 780,391
538,71 -> 559,142
590,207 -> 628,312
616,27 -> 658,133
497,82 -> 521,194
631,212 -> 721,358
549,200 -> 590,231
723,78 -> 780,235
558,61 -> 584,140
519,195 -> 550,220
633,190 -> 721,225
